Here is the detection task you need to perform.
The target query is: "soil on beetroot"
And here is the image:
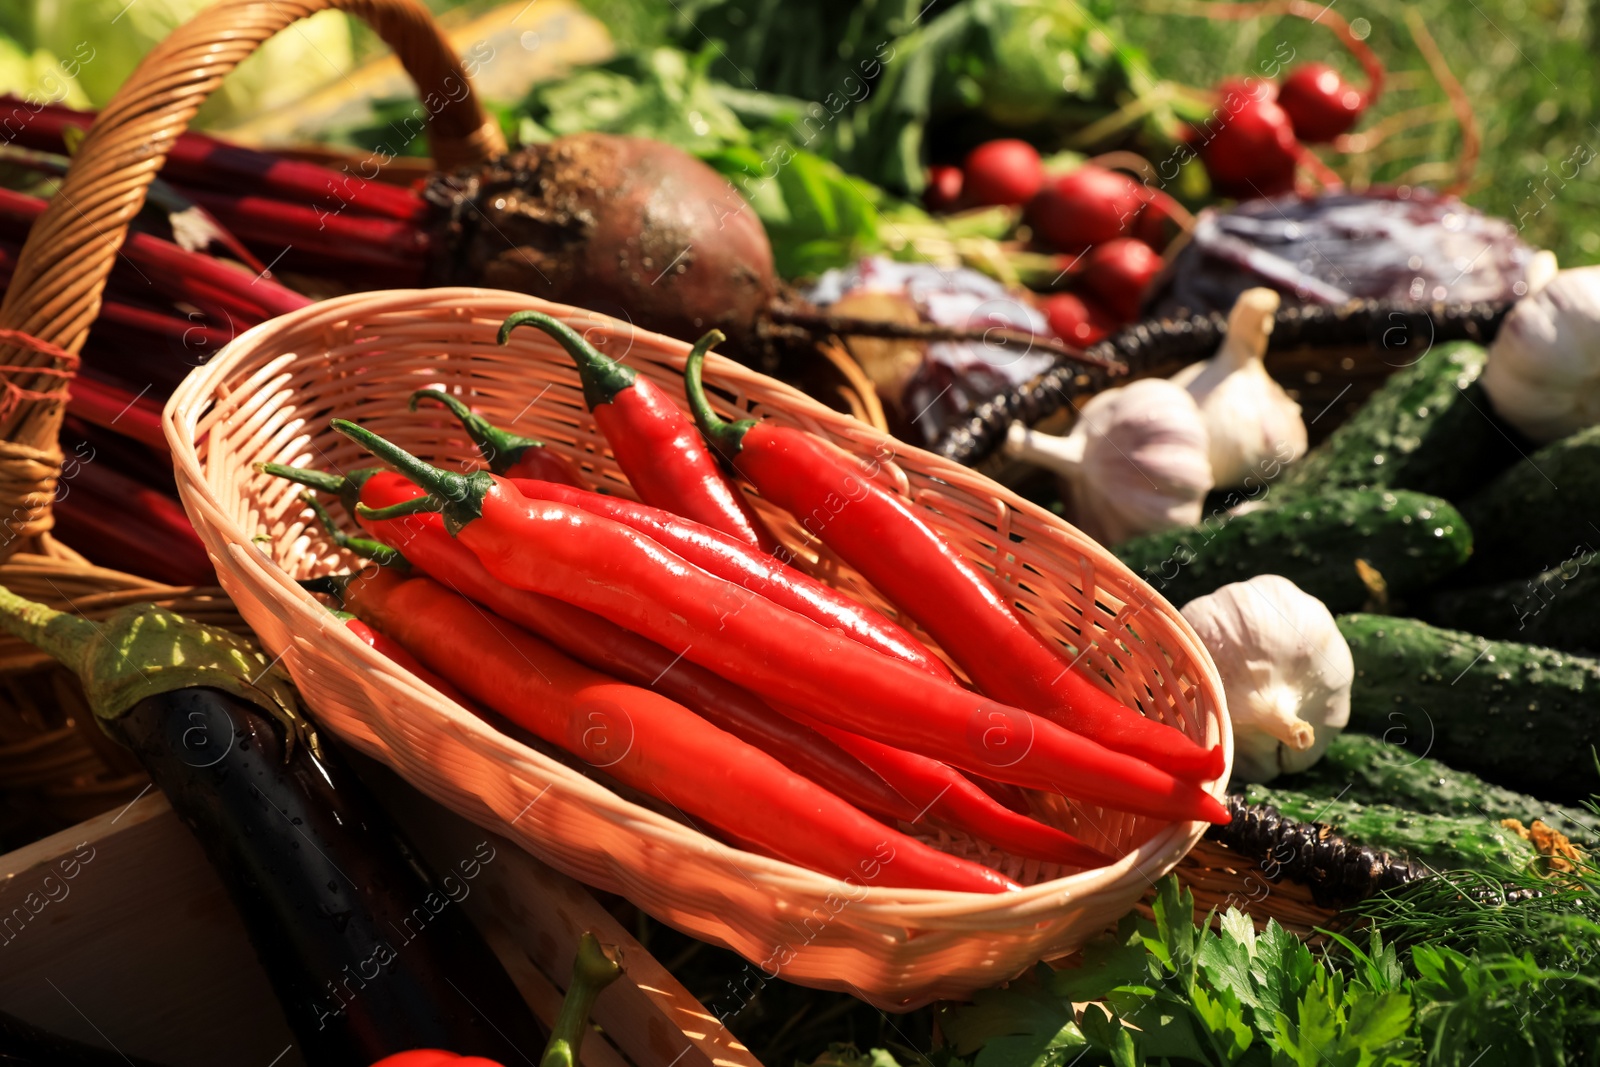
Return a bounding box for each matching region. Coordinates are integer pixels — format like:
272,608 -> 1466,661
423,133 -> 777,353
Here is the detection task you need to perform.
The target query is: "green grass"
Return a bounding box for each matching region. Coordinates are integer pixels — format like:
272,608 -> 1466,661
1112,0 -> 1600,267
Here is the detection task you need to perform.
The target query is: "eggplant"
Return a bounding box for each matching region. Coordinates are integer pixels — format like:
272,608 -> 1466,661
0,586 -> 547,1066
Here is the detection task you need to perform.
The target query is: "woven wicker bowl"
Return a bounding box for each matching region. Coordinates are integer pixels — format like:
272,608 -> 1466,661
165,288 -> 1231,1008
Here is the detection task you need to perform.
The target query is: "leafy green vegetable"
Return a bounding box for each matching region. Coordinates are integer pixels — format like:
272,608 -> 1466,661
938,878 -> 1420,1067
823,864 -> 1600,1067
521,46 -> 764,155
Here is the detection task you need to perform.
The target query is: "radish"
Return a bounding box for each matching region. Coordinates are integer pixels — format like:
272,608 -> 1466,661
1133,190 -> 1182,253
924,164 -> 965,212
1081,238 -> 1162,321
1027,165 -> 1145,251
1194,79 -> 1301,199
961,139 -> 1045,207
1275,63 -> 1365,143
1044,292 -> 1116,347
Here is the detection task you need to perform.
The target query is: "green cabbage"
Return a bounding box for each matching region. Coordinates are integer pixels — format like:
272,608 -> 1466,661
28,0 -> 353,126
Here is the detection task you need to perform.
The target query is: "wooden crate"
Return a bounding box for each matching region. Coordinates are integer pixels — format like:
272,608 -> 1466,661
0,768 -> 761,1067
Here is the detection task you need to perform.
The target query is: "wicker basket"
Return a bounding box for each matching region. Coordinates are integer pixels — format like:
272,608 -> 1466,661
0,0 -> 504,837
164,287 -> 1230,1008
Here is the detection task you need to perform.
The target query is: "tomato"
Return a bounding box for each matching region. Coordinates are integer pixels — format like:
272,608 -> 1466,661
368,1051 -> 505,1067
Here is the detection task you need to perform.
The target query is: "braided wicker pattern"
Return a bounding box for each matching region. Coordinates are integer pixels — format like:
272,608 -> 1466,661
0,0 -> 500,834
166,288 -> 1230,1008
0,0 -> 504,560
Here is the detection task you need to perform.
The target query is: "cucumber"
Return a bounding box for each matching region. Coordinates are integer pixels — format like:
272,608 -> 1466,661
1277,341 -> 1524,501
1113,489 -> 1472,612
1423,552 -> 1600,655
1338,613 -> 1600,804
1457,423 -> 1600,582
1281,732 -> 1597,844
1238,783 -> 1539,871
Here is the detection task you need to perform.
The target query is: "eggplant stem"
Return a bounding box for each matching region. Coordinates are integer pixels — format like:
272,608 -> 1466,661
540,931 -> 622,1067
0,583 -> 96,678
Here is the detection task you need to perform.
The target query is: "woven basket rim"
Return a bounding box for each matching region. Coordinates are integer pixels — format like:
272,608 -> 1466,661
164,287 -> 1230,925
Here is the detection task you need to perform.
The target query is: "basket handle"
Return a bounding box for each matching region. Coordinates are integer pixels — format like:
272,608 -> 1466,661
0,0 -> 506,555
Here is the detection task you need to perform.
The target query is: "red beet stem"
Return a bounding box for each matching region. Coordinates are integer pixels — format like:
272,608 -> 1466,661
179,187 -> 429,278
0,96 -> 424,222
0,186 -> 311,320
67,374 -> 167,452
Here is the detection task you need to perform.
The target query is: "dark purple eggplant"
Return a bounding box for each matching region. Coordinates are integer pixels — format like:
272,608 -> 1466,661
0,588 -> 546,1067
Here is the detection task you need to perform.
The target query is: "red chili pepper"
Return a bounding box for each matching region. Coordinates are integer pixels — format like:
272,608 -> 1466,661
271,465 -> 917,824
339,568 -> 1018,893
498,312 -> 776,553
333,421 -> 1227,826
682,340 -> 1226,784
779,705 -> 1112,868
409,389 -> 585,488
337,613 -> 473,707
502,478 -> 948,679
351,471 -> 920,826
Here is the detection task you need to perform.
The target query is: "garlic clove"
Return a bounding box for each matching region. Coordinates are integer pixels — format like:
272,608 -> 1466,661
1180,574 -> 1352,783
1245,684 -> 1317,750
1171,288 -> 1307,488
1006,379 -> 1213,545
1483,264 -> 1600,443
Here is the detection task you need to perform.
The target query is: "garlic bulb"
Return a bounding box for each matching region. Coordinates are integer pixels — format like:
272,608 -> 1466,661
1482,264 -> 1600,443
1005,377 -> 1213,545
1181,575 -> 1352,783
1170,287 -> 1308,488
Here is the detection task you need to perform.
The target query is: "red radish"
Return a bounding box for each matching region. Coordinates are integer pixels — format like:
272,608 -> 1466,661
1194,79 -> 1300,199
1080,238 -> 1162,321
1044,292 -> 1116,347
1276,62 -> 1365,142
961,139 -> 1045,207
1027,165 -> 1145,251
1133,191 -> 1179,252
924,164 -> 965,211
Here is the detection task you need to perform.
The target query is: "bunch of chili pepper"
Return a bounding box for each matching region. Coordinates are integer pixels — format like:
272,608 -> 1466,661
268,310 -> 1227,896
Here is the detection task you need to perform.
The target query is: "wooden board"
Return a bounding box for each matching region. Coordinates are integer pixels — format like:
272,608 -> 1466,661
0,771 -> 763,1067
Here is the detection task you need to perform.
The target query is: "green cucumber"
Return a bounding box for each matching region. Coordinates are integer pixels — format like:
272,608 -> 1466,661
1338,613 -> 1600,804
1113,489 -> 1472,612
1277,341 -> 1523,501
1423,551 -> 1600,655
1281,733 -> 1597,844
1238,783 -> 1539,871
1457,423 -> 1600,582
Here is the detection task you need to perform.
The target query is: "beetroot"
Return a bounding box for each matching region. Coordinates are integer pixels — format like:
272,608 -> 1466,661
1194,80 -> 1301,199
1044,292 -> 1115,347
423,134 -> 776,351
1276,63 -> 1365,143
924,164 -> 965,212
1080,238 -> 1162,321
961,139 -> 1045,207
1027,165 -> 1144,251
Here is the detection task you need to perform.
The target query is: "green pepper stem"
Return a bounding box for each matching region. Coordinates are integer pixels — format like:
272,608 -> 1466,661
539,932 -> 622,1067
257,462 -> 382,513
411,388 -> 543,476
298,574 -> 353,601
331,419 -> 493,536
499,310 -> 635,410
683,329 -> 754,459
299,493 -> 406,568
